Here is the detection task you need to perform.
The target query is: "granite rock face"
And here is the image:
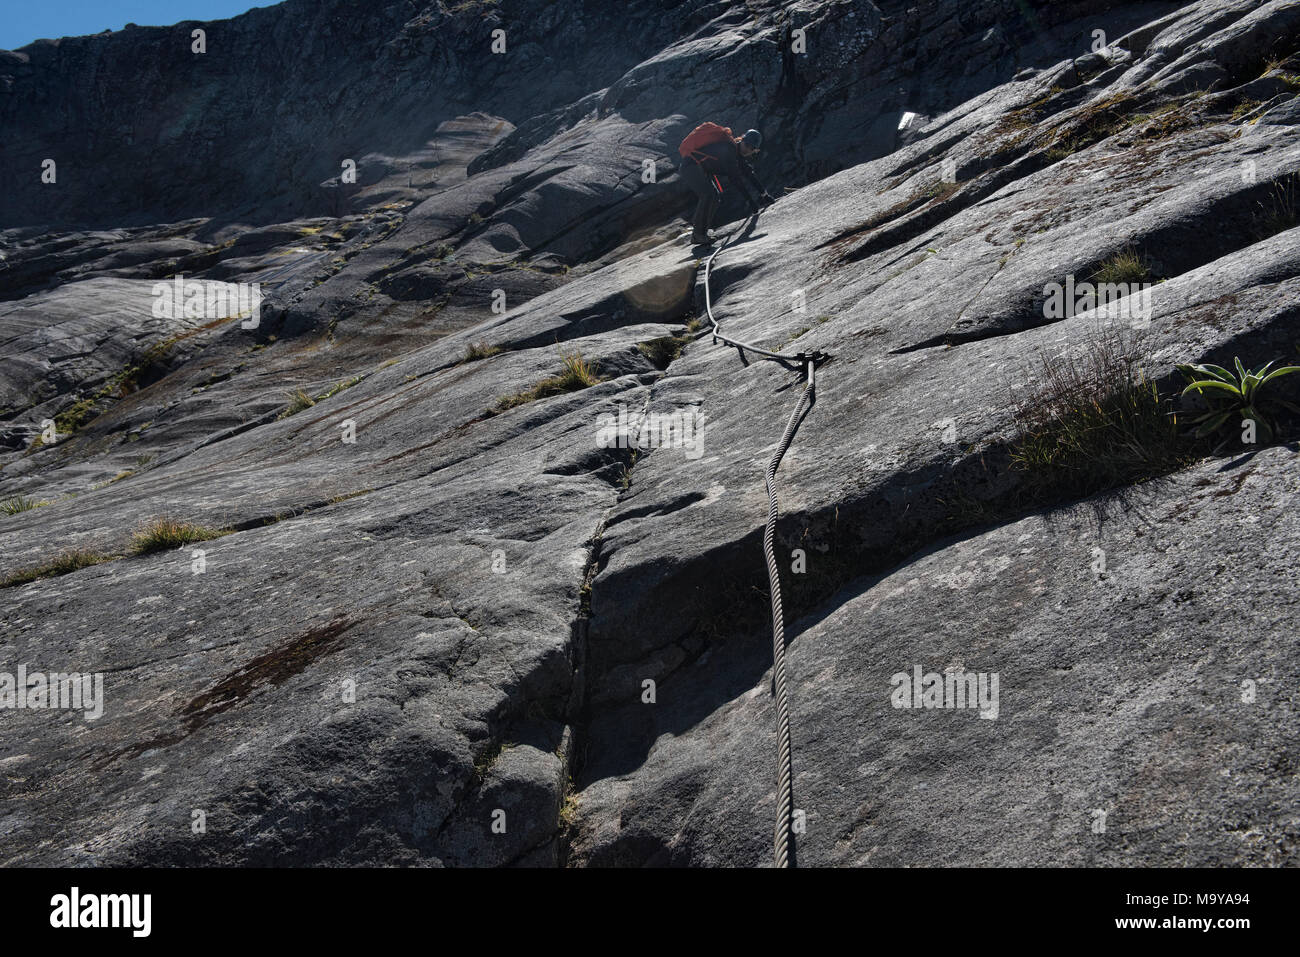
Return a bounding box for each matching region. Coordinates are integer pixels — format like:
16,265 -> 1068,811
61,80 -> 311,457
1,0 -> 1298,866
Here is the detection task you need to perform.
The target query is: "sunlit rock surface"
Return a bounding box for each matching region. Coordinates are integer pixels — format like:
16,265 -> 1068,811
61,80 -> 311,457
1,0 -> 1297,866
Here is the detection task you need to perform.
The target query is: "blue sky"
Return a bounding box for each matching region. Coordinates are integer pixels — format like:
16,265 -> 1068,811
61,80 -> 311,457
1,2 -> 279,50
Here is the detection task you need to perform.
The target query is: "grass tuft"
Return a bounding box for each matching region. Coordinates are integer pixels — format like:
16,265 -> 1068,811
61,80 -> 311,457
924,180 -> 961,202
1043,92 -> 1136,159
1,548 -> 112,588
280,389 -> 317,418
317,376 -> 363,401
1009,329 -> 1199,498
637,335 -> 689,369
492,352 -> 602,413
279,376 -> 362,419
54,397 -> 99,435
2,495 -> 49,516
1231,99 -> 1262,122
91,469 -> 136,490
129,518 -> 231,555
462,342 -> 503,363
1253,175 -> 1300,240
558,787 -> 580,829
1090,246 -> 1151,285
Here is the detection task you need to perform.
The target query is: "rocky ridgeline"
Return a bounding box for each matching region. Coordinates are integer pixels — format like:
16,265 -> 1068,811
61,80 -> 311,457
1,0 -> 1297,866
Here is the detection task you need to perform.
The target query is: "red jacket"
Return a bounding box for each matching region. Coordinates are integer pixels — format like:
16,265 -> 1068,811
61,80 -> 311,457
689,138 -> 766,204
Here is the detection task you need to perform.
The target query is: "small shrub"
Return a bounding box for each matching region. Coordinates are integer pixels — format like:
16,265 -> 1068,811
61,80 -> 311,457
129,518 -> 231,555
1179,358 -> 1300,445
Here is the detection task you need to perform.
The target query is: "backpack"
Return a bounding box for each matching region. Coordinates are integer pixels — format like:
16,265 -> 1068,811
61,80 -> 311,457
678,122 -> 734,161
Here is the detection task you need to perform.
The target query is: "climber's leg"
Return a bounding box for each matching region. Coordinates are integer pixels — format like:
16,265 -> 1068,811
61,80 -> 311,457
682,162 -> 721,244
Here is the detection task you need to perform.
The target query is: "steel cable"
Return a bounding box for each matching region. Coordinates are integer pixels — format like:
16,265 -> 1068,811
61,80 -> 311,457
700,214 -> 821,867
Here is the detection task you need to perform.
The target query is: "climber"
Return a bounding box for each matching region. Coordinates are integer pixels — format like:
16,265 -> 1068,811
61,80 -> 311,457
678,124 -> 774,245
